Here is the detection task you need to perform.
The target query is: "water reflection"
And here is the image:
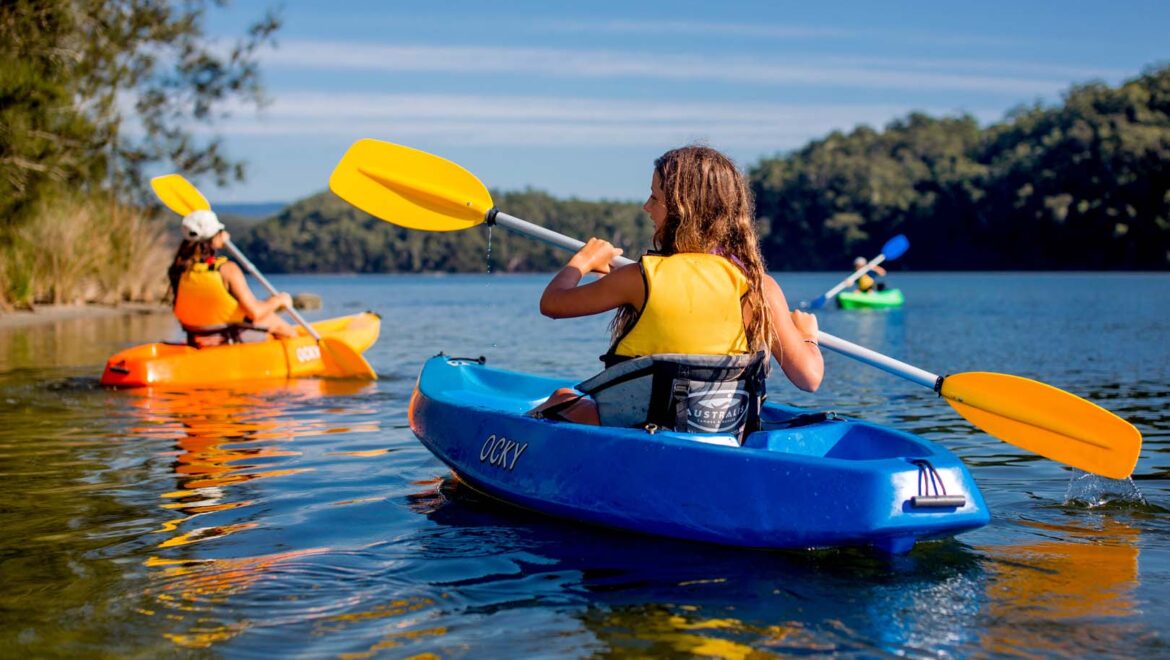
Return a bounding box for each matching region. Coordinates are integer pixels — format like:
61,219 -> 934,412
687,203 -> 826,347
119,379 -> 379,649
0,309 -> 175,372
979,517 -> 1143,656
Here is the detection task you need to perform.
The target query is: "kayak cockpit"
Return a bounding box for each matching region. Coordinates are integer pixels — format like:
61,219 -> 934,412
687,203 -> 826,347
434,355 -> 940,461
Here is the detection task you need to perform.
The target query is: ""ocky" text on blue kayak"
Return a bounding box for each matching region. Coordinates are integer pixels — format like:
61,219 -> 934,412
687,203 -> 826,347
480,434 -> 528,471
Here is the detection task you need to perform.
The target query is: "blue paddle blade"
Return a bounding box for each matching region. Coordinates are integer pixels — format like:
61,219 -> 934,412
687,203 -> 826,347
806,295 -> 827,310
881,234 -> 910,260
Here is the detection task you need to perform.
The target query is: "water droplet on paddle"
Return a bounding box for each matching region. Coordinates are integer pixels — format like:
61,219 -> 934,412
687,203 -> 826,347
485,224 -> 494,274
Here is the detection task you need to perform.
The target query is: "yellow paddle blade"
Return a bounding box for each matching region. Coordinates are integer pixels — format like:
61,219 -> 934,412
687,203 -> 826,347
329,138 -> 493,232
151,174 -> 211,216
319,337 -> 377,381
940,372 -> 1141,479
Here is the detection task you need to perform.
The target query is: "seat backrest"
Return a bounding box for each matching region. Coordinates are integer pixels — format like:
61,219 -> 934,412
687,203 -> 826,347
576,351 -> 768,440
181,323 -> 266,347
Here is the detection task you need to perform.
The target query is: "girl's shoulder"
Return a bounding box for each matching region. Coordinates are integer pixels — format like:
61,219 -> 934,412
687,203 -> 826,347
761,275 -> 787,304
217,258 -> 243,278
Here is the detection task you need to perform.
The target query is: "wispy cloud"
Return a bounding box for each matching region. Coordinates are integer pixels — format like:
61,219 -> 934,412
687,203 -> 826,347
809,54 -> 1124,81
261,40 -> 1081,96
448,17 -> 1040,50
528,18 -> 857,40
206,92 -> 1000,148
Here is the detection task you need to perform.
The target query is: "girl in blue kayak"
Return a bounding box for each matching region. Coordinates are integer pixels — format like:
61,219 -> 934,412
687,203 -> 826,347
532,145 -> 823,427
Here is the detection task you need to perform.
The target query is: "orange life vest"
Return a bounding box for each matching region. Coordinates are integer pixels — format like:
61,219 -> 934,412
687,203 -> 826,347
174,256 -> 246,327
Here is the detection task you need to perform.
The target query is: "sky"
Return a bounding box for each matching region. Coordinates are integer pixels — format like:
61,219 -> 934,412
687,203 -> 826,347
198,0 -> 1170,204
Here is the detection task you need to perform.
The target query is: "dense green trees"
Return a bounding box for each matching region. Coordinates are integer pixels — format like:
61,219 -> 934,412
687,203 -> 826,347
752,65 -> 1170,270
1,1 -> 279,307
751,114 -> 987,270
2,3 -> 100,227
972,71 -> 1170,269
1,0 -> 279,222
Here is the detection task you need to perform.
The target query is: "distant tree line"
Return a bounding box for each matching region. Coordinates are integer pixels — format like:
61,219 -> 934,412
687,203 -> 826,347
242,64 -> 1170,273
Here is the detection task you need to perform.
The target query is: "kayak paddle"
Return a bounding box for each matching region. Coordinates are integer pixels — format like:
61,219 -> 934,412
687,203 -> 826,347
813,336 -> 1141,480
327,138 -> 1142,479
804,234 -> 910,310
150,174 -> 377,381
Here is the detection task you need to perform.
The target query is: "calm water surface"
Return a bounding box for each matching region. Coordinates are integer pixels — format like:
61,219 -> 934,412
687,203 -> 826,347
1,272 -> 1168,657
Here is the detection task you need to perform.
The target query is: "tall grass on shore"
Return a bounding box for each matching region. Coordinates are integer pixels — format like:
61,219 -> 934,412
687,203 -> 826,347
0,195 -> 172,310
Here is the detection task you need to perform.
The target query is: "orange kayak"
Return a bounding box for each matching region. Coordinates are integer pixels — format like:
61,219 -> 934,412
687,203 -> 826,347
100,312 -> 380,387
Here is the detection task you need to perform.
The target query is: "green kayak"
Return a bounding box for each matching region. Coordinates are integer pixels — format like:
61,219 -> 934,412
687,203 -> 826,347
837,288 -> 904,309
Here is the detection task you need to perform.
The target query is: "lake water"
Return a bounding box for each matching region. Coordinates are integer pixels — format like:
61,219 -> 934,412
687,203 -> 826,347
1,272 -> 1168,657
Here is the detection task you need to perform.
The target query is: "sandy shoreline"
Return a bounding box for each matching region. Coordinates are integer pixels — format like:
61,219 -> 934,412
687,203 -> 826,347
0,302 -> 170,331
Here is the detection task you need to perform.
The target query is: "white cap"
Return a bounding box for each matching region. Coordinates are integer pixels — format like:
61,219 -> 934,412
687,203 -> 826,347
853,256 -> 867,268
181,209 -> 225,242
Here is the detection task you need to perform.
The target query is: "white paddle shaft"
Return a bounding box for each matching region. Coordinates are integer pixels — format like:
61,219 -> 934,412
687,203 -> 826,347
817,332 -> 940,389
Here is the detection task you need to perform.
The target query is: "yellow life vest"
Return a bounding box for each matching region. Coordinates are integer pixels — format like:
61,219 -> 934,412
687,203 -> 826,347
174,256 -> 246,327
611,253 -> 750,360
858,274 -> 875,292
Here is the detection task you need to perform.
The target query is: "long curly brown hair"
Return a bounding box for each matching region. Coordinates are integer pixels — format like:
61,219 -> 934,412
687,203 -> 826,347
610,145 -> 772,353
167,240 -> 217,305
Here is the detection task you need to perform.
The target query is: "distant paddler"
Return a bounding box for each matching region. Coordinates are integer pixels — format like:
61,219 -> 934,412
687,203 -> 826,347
168,209 -> 297,346
802,235 -> 907,309
852,255 -> 888,293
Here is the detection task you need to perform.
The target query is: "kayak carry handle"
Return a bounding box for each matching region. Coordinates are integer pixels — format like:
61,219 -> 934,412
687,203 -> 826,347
909,494 -> 967,508
906,459 -> 965,508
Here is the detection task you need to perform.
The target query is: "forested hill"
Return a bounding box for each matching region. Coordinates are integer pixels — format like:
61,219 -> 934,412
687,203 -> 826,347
238,189 -> 654,273
752,64 -> 1170,270
240,64 -> 1170,273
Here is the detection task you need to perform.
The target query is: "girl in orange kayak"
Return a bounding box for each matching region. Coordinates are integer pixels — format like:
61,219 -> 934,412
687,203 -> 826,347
168,210 -> 297,346
531,145 -> 823,427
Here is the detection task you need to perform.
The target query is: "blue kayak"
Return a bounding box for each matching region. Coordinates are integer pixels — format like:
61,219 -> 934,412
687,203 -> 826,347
410,355 -> 989,554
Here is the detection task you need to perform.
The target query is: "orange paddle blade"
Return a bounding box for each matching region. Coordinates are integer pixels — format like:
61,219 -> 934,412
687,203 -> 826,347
329,139 -> 492,232
940,372 -> 1141,479
319,337 -> 377,381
